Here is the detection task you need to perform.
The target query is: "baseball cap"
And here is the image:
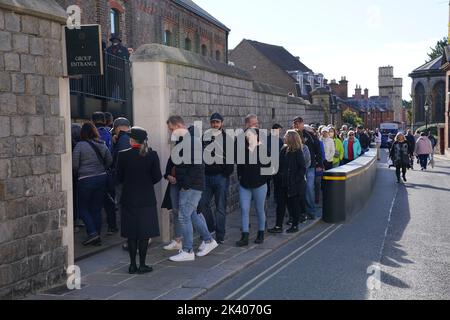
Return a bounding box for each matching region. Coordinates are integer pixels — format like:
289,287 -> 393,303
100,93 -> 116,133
210,113 -> 224,122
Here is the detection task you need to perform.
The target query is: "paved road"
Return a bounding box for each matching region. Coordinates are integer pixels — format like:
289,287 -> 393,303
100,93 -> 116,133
200,152 -> 450,300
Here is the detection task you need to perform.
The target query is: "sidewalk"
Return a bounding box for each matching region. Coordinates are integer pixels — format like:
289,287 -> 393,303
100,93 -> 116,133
29,200 -> 322,300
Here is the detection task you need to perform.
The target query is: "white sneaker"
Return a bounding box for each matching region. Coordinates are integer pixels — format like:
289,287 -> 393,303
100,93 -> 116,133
196,240 -> 218,257
198,241 -> 206,252
163,240 -> 182,251
169,250 -> 195,262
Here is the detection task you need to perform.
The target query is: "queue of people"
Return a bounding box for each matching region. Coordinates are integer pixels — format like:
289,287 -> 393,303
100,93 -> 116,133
72,112 -> 371,273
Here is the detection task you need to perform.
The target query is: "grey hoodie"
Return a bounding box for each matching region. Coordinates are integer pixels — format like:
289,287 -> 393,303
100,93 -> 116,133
72,140 -> 113,180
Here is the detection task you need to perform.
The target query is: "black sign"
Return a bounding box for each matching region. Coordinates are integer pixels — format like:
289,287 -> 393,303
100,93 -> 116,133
64,25 -> 103,76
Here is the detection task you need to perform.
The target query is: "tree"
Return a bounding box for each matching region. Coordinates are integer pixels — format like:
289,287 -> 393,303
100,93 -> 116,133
342,109 -> 363,128
427,37 -> 448,62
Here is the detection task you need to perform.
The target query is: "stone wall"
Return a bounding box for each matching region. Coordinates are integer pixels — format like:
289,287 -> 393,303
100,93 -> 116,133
0,0 -> 70,300
131,44 -> 325,240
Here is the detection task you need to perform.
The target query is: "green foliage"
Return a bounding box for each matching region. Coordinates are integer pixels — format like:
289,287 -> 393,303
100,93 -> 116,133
342,109 -> 363,128
427,37 -> 448,62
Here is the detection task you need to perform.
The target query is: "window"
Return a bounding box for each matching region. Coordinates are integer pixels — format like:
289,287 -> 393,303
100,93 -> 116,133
215,50 -> 221,61
164,30 -> 172,47
110,9 -> 120,35
201,44 -> 208,57
185,38 -> 192,51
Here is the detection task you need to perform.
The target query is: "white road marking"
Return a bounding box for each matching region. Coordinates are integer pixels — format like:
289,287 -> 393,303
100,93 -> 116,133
225,224 -> 341,300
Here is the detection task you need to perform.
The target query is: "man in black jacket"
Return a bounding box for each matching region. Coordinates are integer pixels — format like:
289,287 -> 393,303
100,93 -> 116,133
293,116 -> 323,219
166,116 -> 218,262
198,113 -> 234,244
356,125 -> 370,154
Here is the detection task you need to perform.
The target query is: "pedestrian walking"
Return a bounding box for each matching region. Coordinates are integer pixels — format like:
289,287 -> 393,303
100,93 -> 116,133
72,122 -> 112,246
166,116 -> 218,262
389,133 -> 410,183
116,127 -> 162,274
415,132 -> 433,171
374,128 -> 382,161
268,130 -> 307,234
405,130 -> 416,169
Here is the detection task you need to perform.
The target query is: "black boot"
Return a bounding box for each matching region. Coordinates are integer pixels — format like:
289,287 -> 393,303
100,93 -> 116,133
255,231 -> 264,244
236,233 -> 249,247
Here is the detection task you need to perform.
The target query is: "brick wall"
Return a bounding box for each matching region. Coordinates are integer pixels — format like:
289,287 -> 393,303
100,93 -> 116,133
55,0 -> 228,62
0,2 -> 68,300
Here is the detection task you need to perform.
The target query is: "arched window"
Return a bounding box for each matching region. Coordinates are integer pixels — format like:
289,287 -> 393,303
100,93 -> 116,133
432,81 -> 445,123
185,38 -> 192,51
201,44 -> 208,57
164,30 -> 172,47
110,9 -> 120,34
414,82 -> 425,123
215,50 -> 221,61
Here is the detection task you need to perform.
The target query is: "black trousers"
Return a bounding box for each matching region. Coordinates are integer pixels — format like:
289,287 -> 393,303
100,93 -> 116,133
275,187 -> 306,227
396,165 -> 407,180
104,188 -> 117,229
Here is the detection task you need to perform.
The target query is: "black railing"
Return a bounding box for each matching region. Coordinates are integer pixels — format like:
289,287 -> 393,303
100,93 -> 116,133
70,52 -> 131,102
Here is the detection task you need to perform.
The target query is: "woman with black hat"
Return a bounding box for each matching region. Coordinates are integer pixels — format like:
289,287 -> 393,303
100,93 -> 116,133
116,127 -> 162,274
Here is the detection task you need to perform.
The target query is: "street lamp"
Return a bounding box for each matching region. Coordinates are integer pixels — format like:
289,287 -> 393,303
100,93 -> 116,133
424,103 -> 430,131
367,110 -> 371,130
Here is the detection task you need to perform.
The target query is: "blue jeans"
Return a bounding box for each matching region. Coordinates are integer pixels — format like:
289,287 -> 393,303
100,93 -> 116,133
305,168 -> 316,216
199,174 -> 229,240
239,184 -> 267,233
176,188 -> 213,252
77,175 -> 107,237
418,154 -> 429,169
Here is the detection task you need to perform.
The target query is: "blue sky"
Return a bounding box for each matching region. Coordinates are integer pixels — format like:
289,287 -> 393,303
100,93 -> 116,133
194,0 -> 448,99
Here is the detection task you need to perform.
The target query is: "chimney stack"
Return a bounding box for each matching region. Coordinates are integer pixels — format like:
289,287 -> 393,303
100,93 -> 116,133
355,85 -> 362,100
364,88 -> 369,100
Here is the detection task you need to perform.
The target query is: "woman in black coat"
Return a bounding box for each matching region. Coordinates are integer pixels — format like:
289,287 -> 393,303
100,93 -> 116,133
389,132 -> 410,183
117,127 -> 162,274
268,130 -> 307,234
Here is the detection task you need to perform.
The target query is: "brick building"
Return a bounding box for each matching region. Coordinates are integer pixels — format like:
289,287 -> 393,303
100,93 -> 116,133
229,39 -> 326,100
55,0 -> 230,62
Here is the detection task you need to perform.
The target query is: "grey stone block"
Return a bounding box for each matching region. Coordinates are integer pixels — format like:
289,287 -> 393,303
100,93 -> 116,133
25,74 -> 43,95
21,15 -> 39,35
30,156 -> 46,175
0,158 -> 11,179
0,93 -> 18,115
0,116 -> 10,137
27,116 -> 44,136
46,155 -> 61,173
0,239 -> 27,264
11,73 -> 25,93
0,137 -> 14,158
30,37 -> 44,55
0,71 -> 10,92
35,95 -> 49,115
11,116 -> 27,137
31,210 -> 59,234
21,54 -> 36,74
15,136 -> 35,156
5,198 -> 28,220
4,52 -> 20,71
3,177 -> 25,200
13,34 -> 29,53
44,77 -> 59,95
39,20 -> 51,38
35,136 -> 65,155
11,157 -> 32,177
5,12 -> 20,32
24,174 -> 56,197
0,10 -> 4,29
0,264 -> 14,286
51,22 -> 61,40
44,117 -> 61,136
0,31 -> 11,51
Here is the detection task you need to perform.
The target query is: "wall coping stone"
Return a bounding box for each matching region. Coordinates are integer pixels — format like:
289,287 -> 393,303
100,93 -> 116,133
0,0 -> 66,24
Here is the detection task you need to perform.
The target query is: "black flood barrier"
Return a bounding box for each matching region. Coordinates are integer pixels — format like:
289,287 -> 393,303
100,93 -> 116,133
322,149 -> 378,223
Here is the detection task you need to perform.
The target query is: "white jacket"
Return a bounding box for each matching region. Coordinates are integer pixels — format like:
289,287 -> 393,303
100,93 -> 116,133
375,132 -> 382,144
322,137 -> 336,162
